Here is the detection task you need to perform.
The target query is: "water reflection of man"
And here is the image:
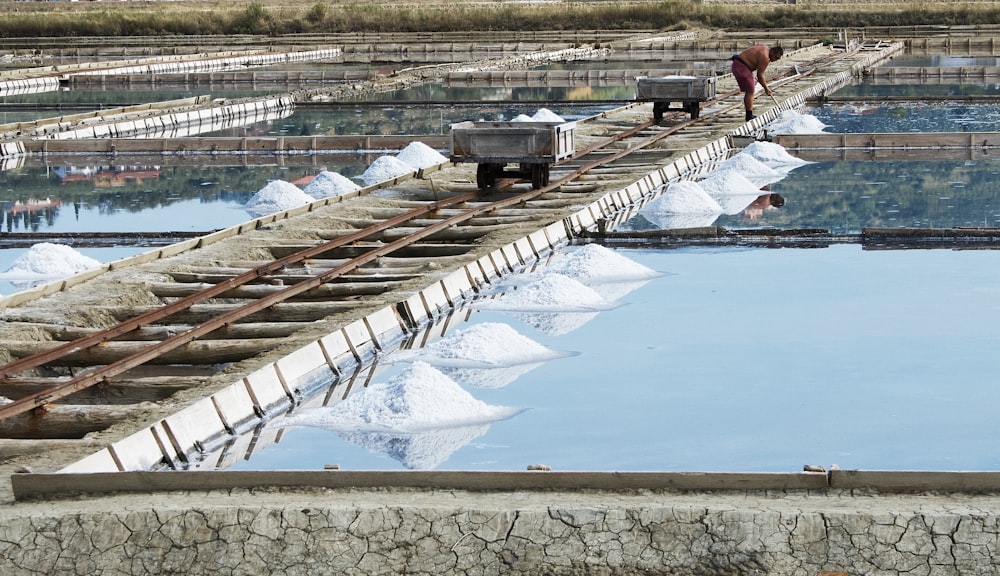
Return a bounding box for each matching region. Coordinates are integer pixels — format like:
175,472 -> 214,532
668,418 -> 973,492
741,193 -> 785,220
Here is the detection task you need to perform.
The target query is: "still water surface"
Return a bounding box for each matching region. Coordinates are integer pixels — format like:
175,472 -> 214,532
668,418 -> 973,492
224,245 -> 1000,473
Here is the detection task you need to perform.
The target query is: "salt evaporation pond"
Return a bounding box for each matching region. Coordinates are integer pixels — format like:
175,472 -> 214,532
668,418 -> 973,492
226,243 -> 1000,473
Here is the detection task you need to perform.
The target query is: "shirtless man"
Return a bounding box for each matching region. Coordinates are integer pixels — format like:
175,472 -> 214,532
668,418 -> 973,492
731,45 -> 784,121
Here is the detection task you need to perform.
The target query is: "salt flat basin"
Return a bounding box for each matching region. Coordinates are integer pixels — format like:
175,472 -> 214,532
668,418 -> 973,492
224,244 -> 1000,473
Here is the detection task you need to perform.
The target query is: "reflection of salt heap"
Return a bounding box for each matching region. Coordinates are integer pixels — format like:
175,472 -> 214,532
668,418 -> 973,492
245,180 -> 314,217
543,244 -> 660,301
3,243 -> 102,291
302,171 -> 361,199
399,322 -> 574,388
396,141 -> 448,169
766,109 -> 828,135
639,180 -> 722,229
284,362 -> 522,469
361,155 -> 415,185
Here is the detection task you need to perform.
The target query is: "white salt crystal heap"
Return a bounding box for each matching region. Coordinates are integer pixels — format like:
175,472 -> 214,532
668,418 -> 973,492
245,180 -> 314,218
283,362 -> 522,469
302,171 -> 360,199
360,155 -> 415,186
4,243 -> 101,278
391,322 -> 576,389
396,141 -> 448,169
766,109 -> 829,135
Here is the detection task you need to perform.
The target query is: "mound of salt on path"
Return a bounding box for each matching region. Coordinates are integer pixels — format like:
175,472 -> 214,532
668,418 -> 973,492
641,181 -> 722,216
767,109 -> 828,135
287,362 -> 521,433
511,114 -> 535,122
545,244 -> 659,285
422,322 -> 568,366
4,242 -> 101,277
387,323 -> 576,388
284,362 -> 522,469
477,273 -> 614,313
302,171 -> 360,199
396,141 -> 448,169
361,155 -> 415,185
698,170 -> 762,197
531,108 -> 565,122
742,140 -> 811,167
245,180 -> 313,218
711,153 -> 784,187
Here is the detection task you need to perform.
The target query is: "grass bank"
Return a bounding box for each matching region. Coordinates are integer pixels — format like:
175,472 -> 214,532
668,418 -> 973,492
0,0 -> 997,37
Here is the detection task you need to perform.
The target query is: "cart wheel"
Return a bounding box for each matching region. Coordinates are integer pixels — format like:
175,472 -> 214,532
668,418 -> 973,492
653,102 -> 665,124
688,102 -> 700,119
543,164 -> 551,186
477,163 -> 497,189
531,165 -> 545,189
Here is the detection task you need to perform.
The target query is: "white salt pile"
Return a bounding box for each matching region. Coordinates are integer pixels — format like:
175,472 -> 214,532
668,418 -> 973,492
741,140 -> 811,168
3,243 -> 101,278
511,114 -> 535,122
544,244 -> 659,286
542,243 -> 661,302
302,170 -> 360,199
284,359 -> 523,468
361,155 -> 415,185
640,181 -> 722,219
397,322 -> 570,368
713,194 -> 764,216
286,362 -> 522,433
476,273 -> 614,312
766,109 -> 828,135
245,180 -> 314,218
531,108 -> 565,122
711,153 -> 783,187
392,322 -> 576,388
697,170 -> 762,197
396,141 -> 448,169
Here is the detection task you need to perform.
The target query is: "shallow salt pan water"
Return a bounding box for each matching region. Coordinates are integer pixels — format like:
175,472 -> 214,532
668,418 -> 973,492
226,244 -> 1000,473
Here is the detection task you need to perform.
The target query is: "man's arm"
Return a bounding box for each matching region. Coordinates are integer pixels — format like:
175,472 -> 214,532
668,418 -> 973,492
757,62 -> 771,95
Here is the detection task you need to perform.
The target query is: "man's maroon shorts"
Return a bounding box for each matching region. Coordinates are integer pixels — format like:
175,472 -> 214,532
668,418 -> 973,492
732,58 -> 755,93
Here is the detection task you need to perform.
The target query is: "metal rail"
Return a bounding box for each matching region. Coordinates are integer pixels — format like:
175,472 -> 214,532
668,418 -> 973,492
0,47 -> 856,422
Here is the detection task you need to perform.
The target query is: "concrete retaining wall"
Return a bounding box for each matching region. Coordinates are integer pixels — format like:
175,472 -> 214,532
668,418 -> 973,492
3,477 -> 1000,575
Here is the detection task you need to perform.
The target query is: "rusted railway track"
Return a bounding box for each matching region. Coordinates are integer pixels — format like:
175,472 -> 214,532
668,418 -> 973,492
0,105 -> 708,435
0,43 -> 864,446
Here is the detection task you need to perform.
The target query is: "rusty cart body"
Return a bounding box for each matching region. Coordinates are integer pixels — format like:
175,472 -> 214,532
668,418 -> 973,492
635,75 -> 717,122
449,120 -> 576,189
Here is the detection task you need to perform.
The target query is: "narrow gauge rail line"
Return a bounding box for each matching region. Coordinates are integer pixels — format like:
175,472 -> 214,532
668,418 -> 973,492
0,102 -> 705,423
0,45 -> 856,429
